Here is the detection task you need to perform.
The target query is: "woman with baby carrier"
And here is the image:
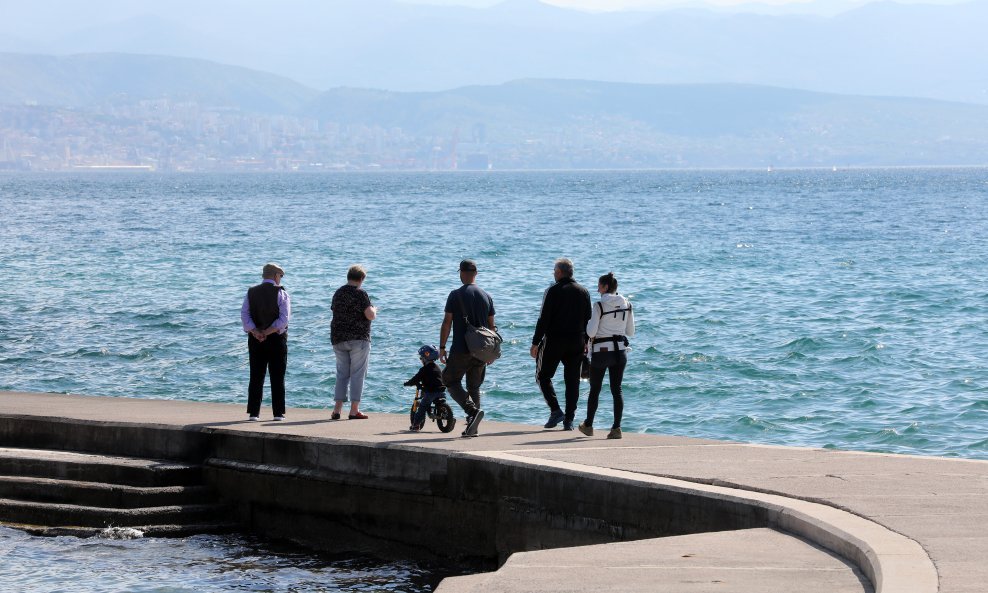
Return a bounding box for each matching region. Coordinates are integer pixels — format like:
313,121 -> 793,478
578,272 -> 635,440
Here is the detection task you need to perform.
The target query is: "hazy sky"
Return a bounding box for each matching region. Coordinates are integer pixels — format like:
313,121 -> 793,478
1,0 -> 983,102
410,0 -> 968,8
411,0 -> 823,7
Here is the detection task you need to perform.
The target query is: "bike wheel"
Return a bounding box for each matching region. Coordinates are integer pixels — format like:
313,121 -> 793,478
435,402 -> 456,433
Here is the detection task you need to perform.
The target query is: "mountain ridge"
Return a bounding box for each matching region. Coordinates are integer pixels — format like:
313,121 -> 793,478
0,52 -> 319,113
0,0 -> 984,103
2,52 -> 987,169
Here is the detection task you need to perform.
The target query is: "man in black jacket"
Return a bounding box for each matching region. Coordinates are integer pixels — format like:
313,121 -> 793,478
530,258 -> 592,431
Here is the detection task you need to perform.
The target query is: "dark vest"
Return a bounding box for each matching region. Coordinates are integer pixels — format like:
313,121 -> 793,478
247,282 -> 283,331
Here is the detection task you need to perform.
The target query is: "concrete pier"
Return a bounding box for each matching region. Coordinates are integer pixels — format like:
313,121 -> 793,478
0,391 -> 983,592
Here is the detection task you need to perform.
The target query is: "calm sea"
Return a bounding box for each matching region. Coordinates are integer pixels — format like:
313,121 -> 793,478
1,169 -> 987,458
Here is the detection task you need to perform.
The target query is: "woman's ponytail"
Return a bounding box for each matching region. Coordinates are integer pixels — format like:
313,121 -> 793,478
598,272 -> 618,294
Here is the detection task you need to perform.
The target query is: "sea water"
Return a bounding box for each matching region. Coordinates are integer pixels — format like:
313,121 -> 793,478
1,169 -> 986,459
2,168 -> 987,590
0,526 -> 450,592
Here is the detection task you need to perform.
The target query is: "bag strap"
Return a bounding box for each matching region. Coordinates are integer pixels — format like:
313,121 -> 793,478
455,288 -> 474,327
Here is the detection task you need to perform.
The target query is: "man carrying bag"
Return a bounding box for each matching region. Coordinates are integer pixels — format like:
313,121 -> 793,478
439,260 -> 498,437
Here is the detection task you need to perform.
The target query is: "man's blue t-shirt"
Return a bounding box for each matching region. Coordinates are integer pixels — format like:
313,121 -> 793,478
445,284 -> 496,354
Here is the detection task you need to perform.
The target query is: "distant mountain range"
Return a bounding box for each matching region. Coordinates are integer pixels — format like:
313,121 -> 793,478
2,52 -> 987,168
0,53 -> 317,114
305,79 -> 988,166
0,0 -> 985,105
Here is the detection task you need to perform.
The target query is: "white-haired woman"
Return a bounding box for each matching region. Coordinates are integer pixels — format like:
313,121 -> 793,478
330,265 -> 376,419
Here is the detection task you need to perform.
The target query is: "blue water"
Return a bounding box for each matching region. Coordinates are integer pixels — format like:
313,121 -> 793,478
0,527 -> 451,592
1,169 -> 987,459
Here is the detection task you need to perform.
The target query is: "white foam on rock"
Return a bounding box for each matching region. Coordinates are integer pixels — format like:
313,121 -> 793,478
97,527 -> 144,540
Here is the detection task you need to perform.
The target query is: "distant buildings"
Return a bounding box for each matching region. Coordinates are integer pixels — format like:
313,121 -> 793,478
4,93 -> 983,171
0,101 -> 458,172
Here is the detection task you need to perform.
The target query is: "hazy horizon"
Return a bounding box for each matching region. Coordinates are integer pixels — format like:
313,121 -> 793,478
408,0 -> 972,10
1,0 -> 985,102
2,0 -> 986,171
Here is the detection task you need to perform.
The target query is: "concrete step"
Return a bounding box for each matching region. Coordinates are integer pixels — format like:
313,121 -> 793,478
436,528 -> 873,593
0,447 -> 201,487
434,573 -> 493,593
0,498 -> 229,528
0,446 -> 234,536
7,521 -> 240,538
0,475 -> 215,508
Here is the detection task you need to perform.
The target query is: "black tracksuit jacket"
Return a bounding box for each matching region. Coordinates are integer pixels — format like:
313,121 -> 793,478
531,277 -> 592,346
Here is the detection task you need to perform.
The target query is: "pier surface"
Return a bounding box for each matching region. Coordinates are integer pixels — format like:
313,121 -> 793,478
0,391 -> 983,592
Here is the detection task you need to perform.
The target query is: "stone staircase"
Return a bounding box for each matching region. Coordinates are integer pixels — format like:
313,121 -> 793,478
0,447 -> 236,537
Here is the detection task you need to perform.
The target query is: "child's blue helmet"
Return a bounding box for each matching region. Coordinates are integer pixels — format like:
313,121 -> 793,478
418,345 -> 439,362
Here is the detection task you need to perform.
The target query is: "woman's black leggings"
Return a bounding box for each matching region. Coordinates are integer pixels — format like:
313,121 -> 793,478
585,349 -> 627,429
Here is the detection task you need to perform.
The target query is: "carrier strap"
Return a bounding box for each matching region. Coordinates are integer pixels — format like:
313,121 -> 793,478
592,335 -> 628,350
598,301 -> 631,320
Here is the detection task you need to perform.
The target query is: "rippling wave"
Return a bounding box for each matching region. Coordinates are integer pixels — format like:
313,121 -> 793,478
0,527 -> 450,592
1,169 -> 987,459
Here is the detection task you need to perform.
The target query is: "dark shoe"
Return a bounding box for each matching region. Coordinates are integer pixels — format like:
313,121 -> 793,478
578,422 -> 593,437
607,427 -> 622,440
409,424 -> 422,432
331,412 -> 341,420
463,410 -> 484,437
543,409 -> 565,429
562,421 -> 573,431
349,412 -> 368,420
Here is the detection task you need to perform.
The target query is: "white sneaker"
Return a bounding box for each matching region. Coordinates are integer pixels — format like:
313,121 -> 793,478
273,415 -> 285,421
248,416 -> 260,422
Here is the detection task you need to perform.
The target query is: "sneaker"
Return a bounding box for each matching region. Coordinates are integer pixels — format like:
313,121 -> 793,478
273,415 -> 285,421
562,421 -> 574,431
463,410 -> 484,437
607,428 -> 623,440
543,409 -> 565,429
578,422 -> 593,437
248,416 -> 260,422
409,424 -> 421,432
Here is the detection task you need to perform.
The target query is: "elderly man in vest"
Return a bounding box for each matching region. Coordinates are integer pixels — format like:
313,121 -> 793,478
241,263 -> 291,421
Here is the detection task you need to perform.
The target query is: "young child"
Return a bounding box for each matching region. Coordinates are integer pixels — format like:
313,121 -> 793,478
404,345 -> 446,431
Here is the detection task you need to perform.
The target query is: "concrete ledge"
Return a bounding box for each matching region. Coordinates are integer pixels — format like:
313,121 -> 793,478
470,452 -> 936,593
0,393 -> 959,592
435,528 -> 875,593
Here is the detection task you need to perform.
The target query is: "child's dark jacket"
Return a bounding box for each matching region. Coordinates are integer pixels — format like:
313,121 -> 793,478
403,361 -> 445,392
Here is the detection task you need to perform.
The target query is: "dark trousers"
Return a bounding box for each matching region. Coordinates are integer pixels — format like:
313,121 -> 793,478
411,390 -> 444,428
247,333 -> 287,417
585,349 -> 627,429
442,351 -> 485,417
537,336 -> 585,423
